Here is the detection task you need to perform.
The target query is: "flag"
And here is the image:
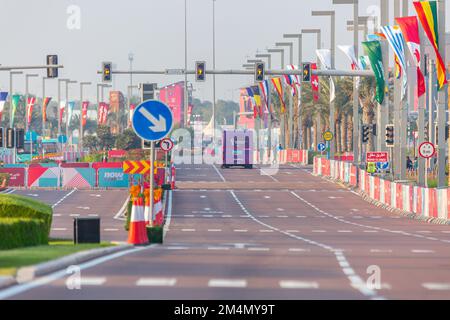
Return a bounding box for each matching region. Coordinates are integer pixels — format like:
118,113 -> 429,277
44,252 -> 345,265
316,49 -> 336,102
0,92 -> 8,122
42,97 -> 52,124
67,101 -> 75,126
362,41 -> 386,104
396,16 -> 426,97
414,1 -> 447,90
245,87 -> 257,118
251,85 -> 263,117
98,102 -> 109,125
11,95 -> 20,128
81,101 -> 89,128
338,45 -> 359,70
129,104 -> 136,126
311,63 -> 319,102
258,80 -> 269,113
187,104 -> 193,125
59,101 -> 66,125
381,25 -> 407,98
271,77 -> 286,113
26,97 -> 36,125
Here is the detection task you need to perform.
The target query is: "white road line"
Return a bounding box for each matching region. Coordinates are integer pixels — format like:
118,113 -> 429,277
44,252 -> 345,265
296,216 -> 307,218
441,231 -> 450,234
207,247 -> 230,251
279,281 -> 319,289
259,229 -> 274,233
136,278 -> 177,287
411,249 -> 435,254
222,215 -> 232,218
286,230 -> 299,233
422,283 -> 450,290
212,165 -> 226,182
264,196 -> 271,199
184,215 -> 195,217
258,215 -> 269,218
80,277 -> 107,286
417,231 -> 432,234
234,229 -> 248,233
52,228 -> 67,231
312,230 -> 326,233
104,228 -> 119,232
114,195 -> 130,221
277,215 -> 288,218
276,208 -> 285,212
364,230 -> 379,233
207,229 -> 222,232
338,230 -> 353,233
51,189 -> 77,209
166,246 -> 189,250
248,248 -> 270,251
288,248 -> 310,252
70,214 -> 80,217
370,249 -> 393,253
208,279 -> 247,288
53,214 -> 62,217
181,229 -> 196,232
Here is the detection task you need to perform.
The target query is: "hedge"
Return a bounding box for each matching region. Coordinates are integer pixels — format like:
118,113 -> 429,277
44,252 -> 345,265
0,218 -> 48,250
0,194 -> 53,234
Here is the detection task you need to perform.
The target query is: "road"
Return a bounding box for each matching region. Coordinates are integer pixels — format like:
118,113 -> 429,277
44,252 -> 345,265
2,163 -> 450,300
4,188 -> 129,243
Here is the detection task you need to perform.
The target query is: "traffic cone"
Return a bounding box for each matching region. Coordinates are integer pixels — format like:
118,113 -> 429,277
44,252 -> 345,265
128,197 -> 149,245
144,197 -> 152,226
153,197 -> 164,226
171,165 -> 176,189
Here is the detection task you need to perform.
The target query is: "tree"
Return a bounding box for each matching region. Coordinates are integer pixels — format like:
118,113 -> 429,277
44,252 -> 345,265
96,125 -> 115,150
115,129 -> 141,150
83,135 -> 100,151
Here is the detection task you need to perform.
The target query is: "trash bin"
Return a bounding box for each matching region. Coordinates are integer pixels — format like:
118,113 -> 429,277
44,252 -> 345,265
74,217 -> 100,244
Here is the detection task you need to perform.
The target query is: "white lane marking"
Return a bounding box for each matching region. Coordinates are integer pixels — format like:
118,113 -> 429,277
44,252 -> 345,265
204,208 -> 211,211
222,215 -> 232,218
52,189 -> 77,209
422,283 -> 450,290
136,278 -> 177,287
114,195 -> 130,221
80,277 -> 106,286
260,169 -> 279,182
248,247 -> 270,251
185,214 -> 195,217
207,247 -> 230,251
259,229 -> 274,233
181,229 -> 196,232
288,248 -> 310,252
53,214 -> 62,217
200,195 -> 207,199
441,231 -> 450,234
52,228 -> 67,231
76,206 -> 90,210
166,246 -> 189,250
338,230 -> 353,233
0,245 -> 156,300
88,214 -> 99,217
411,249 -> 435,254
69,214 -> 80,217
212,165 -> 226,182
90,194 -> 102,197
312,230 -> 326,233
264,196 -> 271,199
279,281 -> 319,289
370,249 -> 393,253
296,216 -> 307,218
240,215 -> 249,218
230,190 -> 382,300
27,194 -> 39,197
258,215 -> 269,218
417,231 -> 432,234
364,230 -> 379,233
277,215 -> 288,218
104,228 -> 119,232
208,279 -> 247,288
207,229 -> 222,232
234,229 -> 248,233
286,230 -> 299,233
202,215 -> 213,218
276,208 -> 285,212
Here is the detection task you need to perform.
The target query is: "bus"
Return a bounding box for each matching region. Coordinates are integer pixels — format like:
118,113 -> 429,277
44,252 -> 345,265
16,138 -> 60,163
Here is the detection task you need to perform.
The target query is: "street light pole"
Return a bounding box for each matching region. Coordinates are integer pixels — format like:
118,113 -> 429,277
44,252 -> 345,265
184,0 -> 189,128
65,80 -> 77,148
256,53 -> 273,161
268,48 -> 285,149
212,0 -> 217,146
79,82 -> 91,152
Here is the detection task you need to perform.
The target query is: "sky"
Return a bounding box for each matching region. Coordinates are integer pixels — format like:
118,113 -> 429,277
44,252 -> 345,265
0,0 -> 449,103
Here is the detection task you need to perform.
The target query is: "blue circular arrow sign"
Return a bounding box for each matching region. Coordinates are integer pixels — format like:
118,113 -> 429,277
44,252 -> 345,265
132,100 -> 174,142
318,143 -> 326,152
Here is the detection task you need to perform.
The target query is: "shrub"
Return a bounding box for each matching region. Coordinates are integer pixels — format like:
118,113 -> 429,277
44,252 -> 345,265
0,218 -> 48,250
147,226 -> 163,244
0,194 -> 53,234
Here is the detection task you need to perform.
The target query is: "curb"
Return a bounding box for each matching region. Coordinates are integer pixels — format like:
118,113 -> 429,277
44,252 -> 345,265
319,174 -> 450,226
0,244 -> 134,290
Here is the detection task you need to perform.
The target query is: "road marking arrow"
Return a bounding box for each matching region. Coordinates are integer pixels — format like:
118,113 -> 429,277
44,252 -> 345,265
139,108 -> 167,132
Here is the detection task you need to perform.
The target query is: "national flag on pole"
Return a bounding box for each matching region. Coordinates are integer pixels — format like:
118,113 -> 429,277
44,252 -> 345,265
362,41 -> 386,104
311,63 -> 319,102
271,77 -> 286,113
59,101 -> 66,125
245,87 -> 257,118
258,80 -> 270,114
10,95 -> 20,128
26,97 -> 36,125
413,1 -> 447,90
67,101 -> 75,126
396,16 -> 426,97
338,45 -> 360,70
81,101 -> 89,128
0,92 -> 8,122
316,49 -> 336,102
251,85 -> 263,117
381,25 -> 408,98
129,104 -> 136,127
42,97 -> 51,124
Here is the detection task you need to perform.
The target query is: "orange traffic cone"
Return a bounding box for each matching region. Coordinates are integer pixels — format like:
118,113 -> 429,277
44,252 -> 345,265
144,197 -> 152,226
128,198 -> 149,245
153,198 -> 164,226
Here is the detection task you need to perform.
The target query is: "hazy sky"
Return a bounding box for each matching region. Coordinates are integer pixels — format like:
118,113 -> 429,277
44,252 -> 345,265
0,0 -> 448,103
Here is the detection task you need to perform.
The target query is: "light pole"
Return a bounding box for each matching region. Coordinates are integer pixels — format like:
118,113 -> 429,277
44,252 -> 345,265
42,77 -> 52,137
302,29 -> 322,151
283,34 -> 303,149
267,48 -> 286,149
9,71 -> 22,128
57,79 -> 70,138
97,83 -> 112,105
212,0 -> 217,145
79,82 -> 91,151
312,10 -> 336,159
184,0 -> 189,128
333,0 -> 359,166
25,74 -> 39,133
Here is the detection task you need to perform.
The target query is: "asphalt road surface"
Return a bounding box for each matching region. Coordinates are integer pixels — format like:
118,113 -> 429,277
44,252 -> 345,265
2,163 -> 450,300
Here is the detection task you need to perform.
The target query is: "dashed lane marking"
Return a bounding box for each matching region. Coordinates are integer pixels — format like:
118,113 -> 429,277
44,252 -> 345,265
212,165 -> 226,182
52,228 -> 68,231
259,230 -> 274,233
338,230 -> 353,233
79,277 -> 107,286
248,248 -> 270,252
104,228 -> 119,232
312,230 -> 327,233
207,247 -> 230,251
208,279 -> 247,288
411,249 -> 435,254
370,249 -> 393,253
234,229 -> 248,233
279,281 -> 319,289
207,229 -> 222,232
422,283 -> 450,290
181,229 -> 196,232
136,278 -> 177,287
288,248 -> 310,252
52,189 -> 77,209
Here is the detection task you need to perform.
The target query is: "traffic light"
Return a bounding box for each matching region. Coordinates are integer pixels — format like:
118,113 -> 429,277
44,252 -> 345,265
255,62 -> 265,82
361,124 -> 370,144
0,127 -> 3,148
16,129 -> 24,149
385,124 -> 394,147
46,55 -> 58,78
102,61 -> 112,82
196,61 -> 206,82
6,128 -> 14,149
302,62 -> 311,82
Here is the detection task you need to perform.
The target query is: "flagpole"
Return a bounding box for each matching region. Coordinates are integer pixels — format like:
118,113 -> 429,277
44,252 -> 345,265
399,0 -> 409,181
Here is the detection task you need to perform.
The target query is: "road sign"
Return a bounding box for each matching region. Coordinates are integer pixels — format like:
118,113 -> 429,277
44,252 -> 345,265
323,131 -> 333,142
366,151 -> 388,163
58,134 -> 68,144
318,143 -> 326,152
376,162 -> 389,170
367,162 -> 376,173
132,100 -> 174,142
123,160 -> 151,175
160,138 -> 174,152
25,131 -> 38,142
418,142 -> 435,159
